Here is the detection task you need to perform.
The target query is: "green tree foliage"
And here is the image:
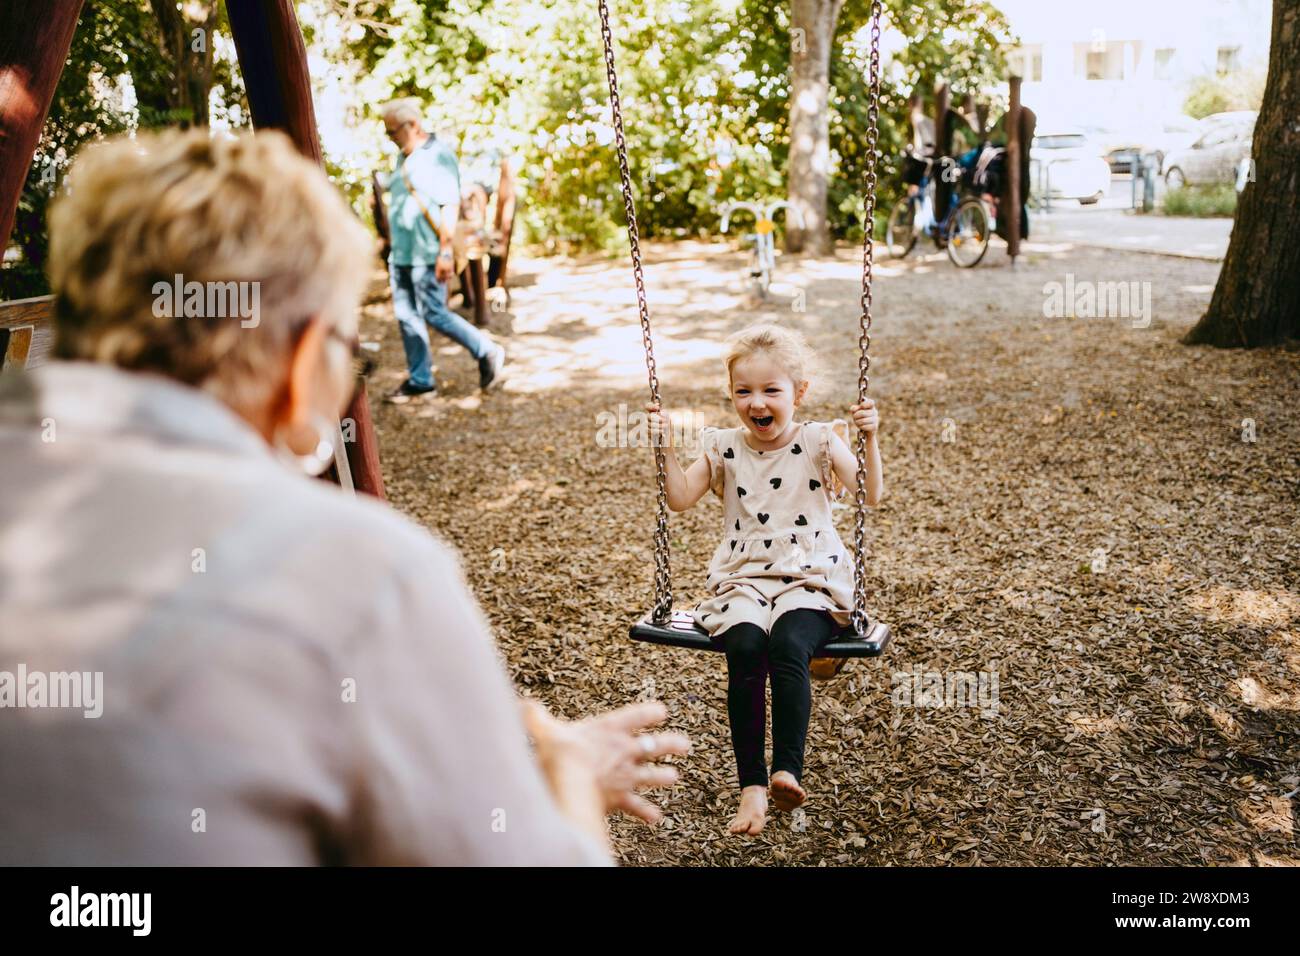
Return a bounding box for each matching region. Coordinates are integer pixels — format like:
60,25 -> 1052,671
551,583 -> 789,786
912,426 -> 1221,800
2,0 -> 245,300
333,0 -> 1010,249
1183,68 -> 1265,120
5,0 -> 1012,299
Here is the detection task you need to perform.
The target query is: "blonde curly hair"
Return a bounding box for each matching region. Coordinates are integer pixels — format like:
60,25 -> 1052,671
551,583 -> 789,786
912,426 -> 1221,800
722,323 -> 820,396
47,128 -> 373,409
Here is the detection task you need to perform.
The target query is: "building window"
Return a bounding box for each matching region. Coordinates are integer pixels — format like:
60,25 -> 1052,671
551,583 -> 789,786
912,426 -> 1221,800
1079,42 -> 1126,80
1154,48 -> 1175,80
1086,50 -> 1105,80
1010,46 -> 1043,82
1217,46 -> 1241,74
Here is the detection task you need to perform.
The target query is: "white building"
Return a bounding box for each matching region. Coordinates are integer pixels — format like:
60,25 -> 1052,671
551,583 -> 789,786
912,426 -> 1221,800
995,0 -> 1272,130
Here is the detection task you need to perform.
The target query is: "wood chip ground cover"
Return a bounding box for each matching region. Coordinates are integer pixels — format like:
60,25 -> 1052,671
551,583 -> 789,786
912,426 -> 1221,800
360,239 -> 1299,866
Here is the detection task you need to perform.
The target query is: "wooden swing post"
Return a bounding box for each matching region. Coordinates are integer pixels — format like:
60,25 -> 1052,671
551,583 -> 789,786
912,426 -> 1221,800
0,0 -> 85,256
491,156 -> 518,293
933,81 -> 953,218
1006,74 -> 1023,265
226,0 -> 386,499
0,2 -> 83,373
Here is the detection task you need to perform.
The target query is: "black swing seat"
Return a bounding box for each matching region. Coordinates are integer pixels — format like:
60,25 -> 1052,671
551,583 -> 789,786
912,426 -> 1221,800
630,610 -> 890,658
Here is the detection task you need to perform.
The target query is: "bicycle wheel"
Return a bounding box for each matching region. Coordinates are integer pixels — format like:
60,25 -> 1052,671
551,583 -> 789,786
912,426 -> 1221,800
886,198 -> 918,259
946,197 -> 990,268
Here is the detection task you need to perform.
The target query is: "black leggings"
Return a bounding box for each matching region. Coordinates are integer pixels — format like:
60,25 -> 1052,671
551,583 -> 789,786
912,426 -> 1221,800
720,608 -> 834,789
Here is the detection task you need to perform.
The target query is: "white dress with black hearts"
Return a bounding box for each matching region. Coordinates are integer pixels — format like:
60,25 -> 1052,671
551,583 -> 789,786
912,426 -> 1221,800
691,419 -> 856,637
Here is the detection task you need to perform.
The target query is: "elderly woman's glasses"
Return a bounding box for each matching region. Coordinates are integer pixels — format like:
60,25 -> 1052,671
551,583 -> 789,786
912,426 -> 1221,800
327,325 -> 375,380
289,316 -> 373,381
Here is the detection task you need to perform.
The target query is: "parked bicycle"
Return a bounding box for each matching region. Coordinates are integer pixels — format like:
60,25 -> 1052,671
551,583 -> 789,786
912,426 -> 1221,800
886,150 -> 992,268
720,200 -> 804,299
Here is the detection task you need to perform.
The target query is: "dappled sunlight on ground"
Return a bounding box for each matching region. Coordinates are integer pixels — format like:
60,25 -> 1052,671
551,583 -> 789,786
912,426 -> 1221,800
359,239 -> 1299,866
1236,676 -> 1297,711
491,243 -> 758,393
1185,586 -> 1299,629
1237,796 -> 1295,837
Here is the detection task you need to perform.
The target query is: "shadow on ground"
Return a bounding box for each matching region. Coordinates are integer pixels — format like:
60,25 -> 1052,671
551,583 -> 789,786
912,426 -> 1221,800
361,237 -> 1300,866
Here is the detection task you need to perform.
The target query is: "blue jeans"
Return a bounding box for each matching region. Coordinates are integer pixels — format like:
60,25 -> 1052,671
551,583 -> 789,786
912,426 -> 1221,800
389,263 -> 490,388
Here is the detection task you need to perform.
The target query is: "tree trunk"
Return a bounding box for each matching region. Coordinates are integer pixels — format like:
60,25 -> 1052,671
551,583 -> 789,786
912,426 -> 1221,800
1182,0 -> 1300,348
786,0 -> 843,255
148,0 -> 218,127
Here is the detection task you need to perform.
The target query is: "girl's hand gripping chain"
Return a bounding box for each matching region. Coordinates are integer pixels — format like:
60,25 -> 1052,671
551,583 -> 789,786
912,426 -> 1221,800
645,400 -> 674,449
850,398 -> 879,435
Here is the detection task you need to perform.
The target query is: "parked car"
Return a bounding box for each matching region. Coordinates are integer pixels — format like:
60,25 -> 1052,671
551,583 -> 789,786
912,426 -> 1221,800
1199,110 -> 1260,129
1029,130 -> 1112,204
1099,117 -> 1202,173
1161,114 -> 1256,188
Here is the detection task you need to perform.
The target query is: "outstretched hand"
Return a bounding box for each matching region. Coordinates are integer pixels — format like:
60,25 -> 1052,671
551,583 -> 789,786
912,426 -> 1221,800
523,699 -> 690,825
851,398 -> 879,436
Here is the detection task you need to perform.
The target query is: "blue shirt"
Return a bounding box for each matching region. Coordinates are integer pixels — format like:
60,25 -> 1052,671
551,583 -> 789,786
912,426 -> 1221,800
388,136 -> 461,266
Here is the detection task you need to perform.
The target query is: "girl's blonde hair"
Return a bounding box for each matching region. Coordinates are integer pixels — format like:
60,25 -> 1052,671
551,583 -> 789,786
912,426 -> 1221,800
723,323 -> 819,394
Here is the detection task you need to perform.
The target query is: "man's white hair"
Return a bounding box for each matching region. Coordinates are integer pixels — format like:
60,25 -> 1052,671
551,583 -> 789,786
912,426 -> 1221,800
380,98 -> 425,127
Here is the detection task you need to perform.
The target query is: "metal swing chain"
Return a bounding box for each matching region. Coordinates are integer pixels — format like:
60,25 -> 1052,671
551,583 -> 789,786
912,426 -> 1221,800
599,0 -> 882,634
598,0 -> 673,624
850,1 -> 884,639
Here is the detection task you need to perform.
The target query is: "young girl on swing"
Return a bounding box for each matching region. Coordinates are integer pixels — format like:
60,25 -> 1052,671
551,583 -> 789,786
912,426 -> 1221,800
647,323 -> 883,835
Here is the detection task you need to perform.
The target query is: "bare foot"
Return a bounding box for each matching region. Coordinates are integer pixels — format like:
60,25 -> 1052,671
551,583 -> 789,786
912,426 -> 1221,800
729,785 -> 768,835
769,771 -> 806,812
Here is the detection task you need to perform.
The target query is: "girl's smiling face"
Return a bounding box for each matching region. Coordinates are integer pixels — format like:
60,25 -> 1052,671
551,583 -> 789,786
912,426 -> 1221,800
729,352 -> 808,447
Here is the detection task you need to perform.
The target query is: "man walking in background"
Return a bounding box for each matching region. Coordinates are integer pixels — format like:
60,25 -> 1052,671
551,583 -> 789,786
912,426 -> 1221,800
380,99 -> 505,402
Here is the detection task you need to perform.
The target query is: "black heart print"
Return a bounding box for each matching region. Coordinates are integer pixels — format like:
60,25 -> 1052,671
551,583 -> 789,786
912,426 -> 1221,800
757,513 -> 769,524
758,598 -> 767,607
830,554 -> 838,564
724,447 -> 735,459
764,540 -> 771,548
770,478 -> 782,489
809,479 -> 821,491
735,519 -> 740,531
730,540 -> 736,549
792,443 -> 802,454
737,487 -> 747,497
764,563 -> 773,570
721,603 -> 729,612
795,515 -> 808,526
782,576 -> 793,583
